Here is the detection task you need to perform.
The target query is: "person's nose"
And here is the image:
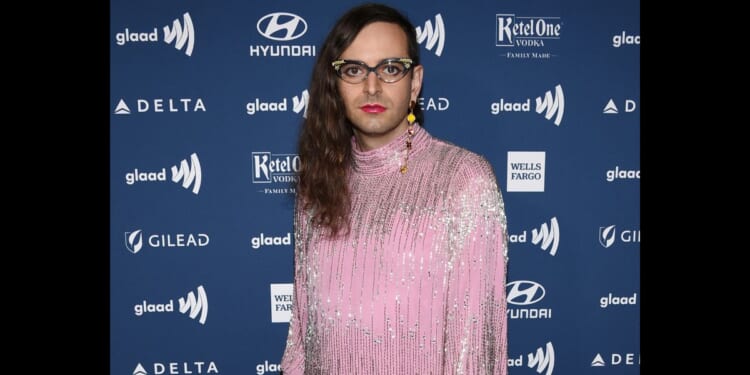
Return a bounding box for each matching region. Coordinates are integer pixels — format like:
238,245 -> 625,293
363,70 -> 381,96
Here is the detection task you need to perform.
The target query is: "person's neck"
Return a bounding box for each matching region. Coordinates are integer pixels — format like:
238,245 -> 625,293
353,123 -> 409,151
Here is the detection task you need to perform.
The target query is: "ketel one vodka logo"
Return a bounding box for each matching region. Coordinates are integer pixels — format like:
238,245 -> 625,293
251,152 -> 300,194
496,14 -> 562,47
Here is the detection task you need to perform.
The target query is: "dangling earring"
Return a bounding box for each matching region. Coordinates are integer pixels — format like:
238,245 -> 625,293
400,100 -> 416,174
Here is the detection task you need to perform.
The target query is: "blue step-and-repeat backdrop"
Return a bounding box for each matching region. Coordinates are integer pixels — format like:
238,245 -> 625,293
110,0 -> 639,373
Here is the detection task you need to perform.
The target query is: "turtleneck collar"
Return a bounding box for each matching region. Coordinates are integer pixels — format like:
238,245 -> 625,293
351,123 -> 431,176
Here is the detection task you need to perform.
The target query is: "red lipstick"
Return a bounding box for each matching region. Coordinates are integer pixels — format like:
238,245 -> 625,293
360,104 -> 386,113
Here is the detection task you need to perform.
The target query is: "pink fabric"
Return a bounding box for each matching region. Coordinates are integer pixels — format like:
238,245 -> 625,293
282,124 -> 508,374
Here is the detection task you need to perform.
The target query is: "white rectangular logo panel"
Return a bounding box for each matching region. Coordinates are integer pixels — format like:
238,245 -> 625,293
507,151 -> 546,192
270,283 -> 294,323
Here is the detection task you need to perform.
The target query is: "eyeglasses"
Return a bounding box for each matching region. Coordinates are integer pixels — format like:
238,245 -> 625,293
332,58 -> 414,84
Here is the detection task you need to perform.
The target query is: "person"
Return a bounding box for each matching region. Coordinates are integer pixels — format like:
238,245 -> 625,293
280,3 -> 509,374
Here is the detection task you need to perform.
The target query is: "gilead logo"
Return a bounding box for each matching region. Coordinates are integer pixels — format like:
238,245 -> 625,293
124,229 -> 210,253
418,97 -> 449,111
599,225 -> 640,248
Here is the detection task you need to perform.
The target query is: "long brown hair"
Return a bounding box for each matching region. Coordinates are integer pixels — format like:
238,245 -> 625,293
297,3 -> 423,236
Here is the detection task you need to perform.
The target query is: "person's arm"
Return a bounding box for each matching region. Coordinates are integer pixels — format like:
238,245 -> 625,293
279,200 -> 310,375
443,156 -> 509,374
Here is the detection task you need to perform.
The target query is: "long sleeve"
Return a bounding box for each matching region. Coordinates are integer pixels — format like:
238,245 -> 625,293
275,126 -> 509,374
280,201 -> 310,375
443,156 -> 509,375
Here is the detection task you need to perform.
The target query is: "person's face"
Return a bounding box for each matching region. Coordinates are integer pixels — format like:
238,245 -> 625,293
337,22 -> 423,151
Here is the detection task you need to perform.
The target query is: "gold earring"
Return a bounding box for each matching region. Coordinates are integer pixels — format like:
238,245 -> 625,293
407,100 -> 416,125
400,100 -> 416,174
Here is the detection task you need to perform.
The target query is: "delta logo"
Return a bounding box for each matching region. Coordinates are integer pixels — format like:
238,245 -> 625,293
124,153 -> 202,195
132,360 -> 219,374
591,352 -> 640,367
114,12 -> 195,56
602,99 -> 637,114
113,97 -> 206,115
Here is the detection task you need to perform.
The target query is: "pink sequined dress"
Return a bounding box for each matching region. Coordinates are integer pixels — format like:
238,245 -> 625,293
281,124 -> 509,374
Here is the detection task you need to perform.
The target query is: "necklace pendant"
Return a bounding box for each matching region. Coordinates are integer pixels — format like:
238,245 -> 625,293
400,165 -> 408,174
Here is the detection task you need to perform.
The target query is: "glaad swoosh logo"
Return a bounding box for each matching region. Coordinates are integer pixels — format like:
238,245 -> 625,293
163,12 -> 195,56
416,14 -> 445,56
531,217 -> 559,256
179,285 -> 208,324
535,84 -> 564,126
171,153 -> 202,194
528,342 -> 555,375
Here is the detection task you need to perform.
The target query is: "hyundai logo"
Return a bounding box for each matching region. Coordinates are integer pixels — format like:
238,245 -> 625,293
257,12 -> 307,41
506,280 -> 546,305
